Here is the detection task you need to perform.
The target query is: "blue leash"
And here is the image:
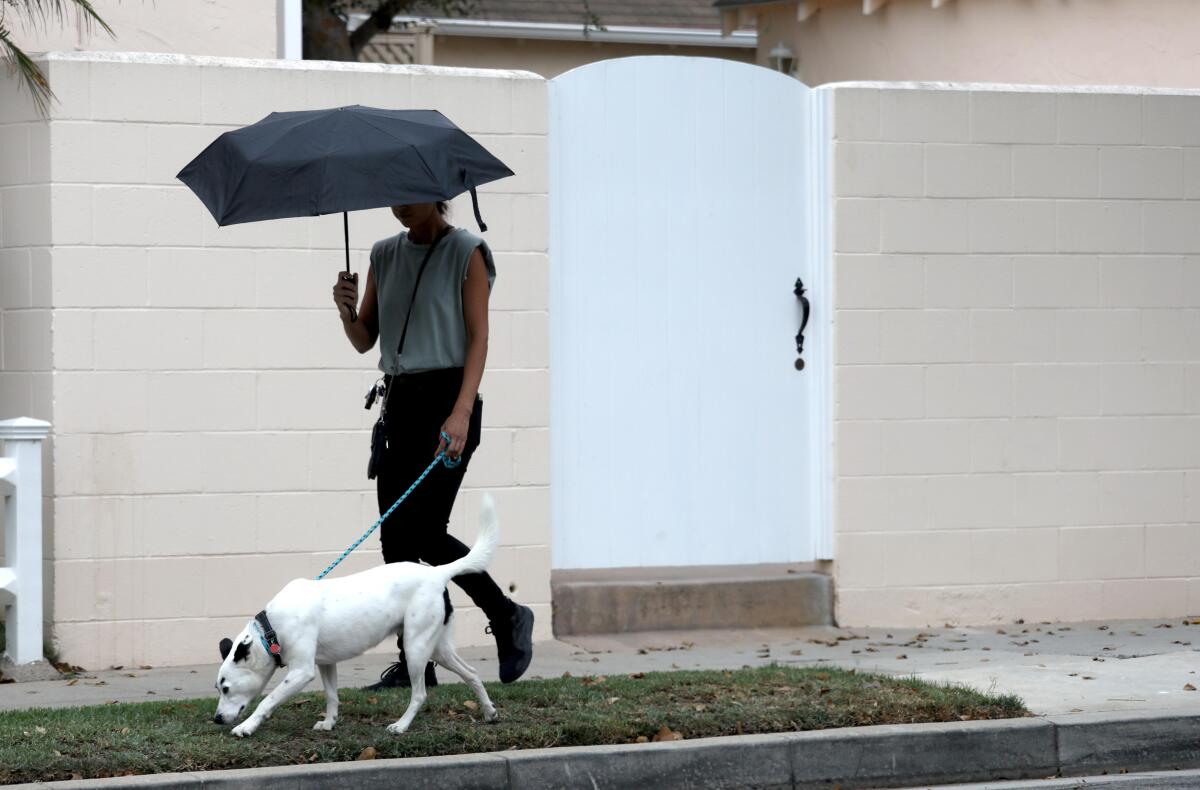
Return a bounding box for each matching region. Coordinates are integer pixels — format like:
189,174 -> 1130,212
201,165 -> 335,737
315,431 -> 461,581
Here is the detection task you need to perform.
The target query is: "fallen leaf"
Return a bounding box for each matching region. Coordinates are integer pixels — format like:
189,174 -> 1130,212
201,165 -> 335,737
896,654 -> 908,660
357,746 -> 377,760
463,700 -> 478,711
119,727 -> 129,735
71,773 -> 83,781
607,697 -> 620,705
629,672 -> 645,680
652,725 -> 683,742
139,665 -> 153,670
1098,625 -> 1109,631
35,726 -> 46,735
367,696 -> 379,705
66,679 -> 79,686
1185,684 -> 1197,692
635,736 -> 649,743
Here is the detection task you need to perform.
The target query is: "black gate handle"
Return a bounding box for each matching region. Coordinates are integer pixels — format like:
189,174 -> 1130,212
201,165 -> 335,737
794,277 -> 810,371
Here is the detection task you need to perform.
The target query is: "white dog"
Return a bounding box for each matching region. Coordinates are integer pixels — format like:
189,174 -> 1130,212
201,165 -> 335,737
212,495 -> 500,737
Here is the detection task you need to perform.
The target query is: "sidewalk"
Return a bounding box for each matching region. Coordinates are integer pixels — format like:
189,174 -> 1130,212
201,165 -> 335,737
3,617 -> 1199,716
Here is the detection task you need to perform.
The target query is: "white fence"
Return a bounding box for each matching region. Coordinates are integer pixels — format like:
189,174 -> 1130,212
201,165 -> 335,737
549,57 -> 833,570
0,418 -> 50,665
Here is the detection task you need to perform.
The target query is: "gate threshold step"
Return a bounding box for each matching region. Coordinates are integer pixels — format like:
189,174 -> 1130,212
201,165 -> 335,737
551,564 -> 832,636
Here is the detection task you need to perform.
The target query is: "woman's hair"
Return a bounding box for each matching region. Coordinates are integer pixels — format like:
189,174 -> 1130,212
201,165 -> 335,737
436,201 -> 448,216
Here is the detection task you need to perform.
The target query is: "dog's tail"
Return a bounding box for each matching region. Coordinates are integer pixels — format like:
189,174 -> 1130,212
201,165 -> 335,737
435,494 -> 499,581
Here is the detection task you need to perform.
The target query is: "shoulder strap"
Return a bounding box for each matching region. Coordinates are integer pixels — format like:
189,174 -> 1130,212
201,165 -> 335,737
397,226 -> 454,355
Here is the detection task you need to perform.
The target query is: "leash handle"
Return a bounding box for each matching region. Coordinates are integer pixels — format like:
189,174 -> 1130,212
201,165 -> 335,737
316,431 -> 460,580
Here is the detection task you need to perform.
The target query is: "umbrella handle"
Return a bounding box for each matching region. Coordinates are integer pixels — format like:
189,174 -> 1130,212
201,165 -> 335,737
343,212 -> 358,323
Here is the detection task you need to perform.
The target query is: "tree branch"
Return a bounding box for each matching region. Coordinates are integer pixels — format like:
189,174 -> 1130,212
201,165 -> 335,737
348,0 -> 410,58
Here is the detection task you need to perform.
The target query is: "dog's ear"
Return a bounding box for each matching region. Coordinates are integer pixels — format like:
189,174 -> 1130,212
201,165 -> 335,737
233,638 -> 252,664
219,638 -> 233,660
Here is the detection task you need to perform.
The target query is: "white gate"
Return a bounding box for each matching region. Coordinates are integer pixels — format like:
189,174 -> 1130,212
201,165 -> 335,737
549,57 -> 832,570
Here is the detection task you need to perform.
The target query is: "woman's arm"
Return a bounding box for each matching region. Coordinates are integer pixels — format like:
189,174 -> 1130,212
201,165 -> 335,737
440,248 -> 490,457
335,267 -> 380,353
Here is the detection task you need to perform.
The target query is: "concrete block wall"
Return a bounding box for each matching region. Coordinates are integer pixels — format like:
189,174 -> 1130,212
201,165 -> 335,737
1,52 -> 548,668
831,83 -> 1200,627
0,74 -> 54,600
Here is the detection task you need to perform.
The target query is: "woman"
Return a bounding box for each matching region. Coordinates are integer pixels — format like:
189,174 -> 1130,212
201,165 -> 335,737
332,201 -> 534,688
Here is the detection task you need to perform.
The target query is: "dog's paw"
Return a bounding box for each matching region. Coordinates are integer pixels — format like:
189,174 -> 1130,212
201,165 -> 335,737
385,721 -> 409,736
231,723 -> 255,738
312,719 -> 336,732
483,706 -> 498,723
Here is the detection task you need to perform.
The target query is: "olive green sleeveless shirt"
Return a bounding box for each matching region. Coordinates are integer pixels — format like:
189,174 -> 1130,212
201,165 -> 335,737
370,227 -> 496,375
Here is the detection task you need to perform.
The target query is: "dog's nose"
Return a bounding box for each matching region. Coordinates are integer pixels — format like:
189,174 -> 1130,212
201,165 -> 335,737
213,714 -> 223,725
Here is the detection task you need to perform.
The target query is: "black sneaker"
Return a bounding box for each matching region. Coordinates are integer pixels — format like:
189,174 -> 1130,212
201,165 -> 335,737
488,603 -> 534,683
364,658 -> 438,690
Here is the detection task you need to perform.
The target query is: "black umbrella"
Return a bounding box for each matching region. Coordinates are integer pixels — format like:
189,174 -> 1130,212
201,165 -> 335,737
177,105 -> 514,275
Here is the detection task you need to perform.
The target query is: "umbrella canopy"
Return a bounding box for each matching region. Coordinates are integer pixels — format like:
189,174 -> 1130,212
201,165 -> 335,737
177,105 -> 513,234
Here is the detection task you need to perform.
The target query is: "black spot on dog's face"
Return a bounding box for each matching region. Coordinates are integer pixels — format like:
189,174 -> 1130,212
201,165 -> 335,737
219,638 -> 233,660
233,639 -> 251,663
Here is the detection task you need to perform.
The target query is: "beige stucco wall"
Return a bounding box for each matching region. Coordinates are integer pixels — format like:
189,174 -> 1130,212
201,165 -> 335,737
7,0 -> 278,59
431,36 -> 754,79
0,52 -> 549,668
830,82 -> 1200,627
758,0 -> 1200,88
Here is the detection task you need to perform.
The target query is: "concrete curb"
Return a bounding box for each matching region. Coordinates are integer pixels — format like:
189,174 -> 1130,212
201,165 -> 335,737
7,710 -> 1200,789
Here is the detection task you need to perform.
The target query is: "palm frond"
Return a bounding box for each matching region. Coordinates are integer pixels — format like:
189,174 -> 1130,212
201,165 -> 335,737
2,0 -> 114,37
0,0 -> 113,116
0,21 -> 52,115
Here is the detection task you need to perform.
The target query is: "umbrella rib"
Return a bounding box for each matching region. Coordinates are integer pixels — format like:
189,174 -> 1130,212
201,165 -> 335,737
352,112 -> 450,185
222,111 -> 340,220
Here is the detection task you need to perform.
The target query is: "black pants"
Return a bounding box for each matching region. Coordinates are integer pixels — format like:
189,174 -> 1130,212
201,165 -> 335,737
375,367 -> 510,638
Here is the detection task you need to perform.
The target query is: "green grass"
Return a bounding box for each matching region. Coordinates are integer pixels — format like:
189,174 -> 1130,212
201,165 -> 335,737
0,665 -> 1027,785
